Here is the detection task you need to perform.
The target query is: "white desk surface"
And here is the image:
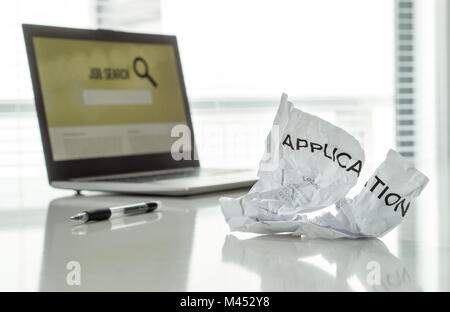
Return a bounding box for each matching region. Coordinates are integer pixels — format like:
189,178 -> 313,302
1,172 -> 450,292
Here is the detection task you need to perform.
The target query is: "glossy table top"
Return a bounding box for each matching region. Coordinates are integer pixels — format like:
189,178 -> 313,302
1,170 -> 450,291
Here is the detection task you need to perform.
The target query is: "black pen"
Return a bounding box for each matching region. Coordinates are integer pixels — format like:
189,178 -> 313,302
70,201 -> 160,223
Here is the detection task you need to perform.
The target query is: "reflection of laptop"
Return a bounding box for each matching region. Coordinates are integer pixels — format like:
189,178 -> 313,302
23,24 -> 257,195
40,195 -> 197,290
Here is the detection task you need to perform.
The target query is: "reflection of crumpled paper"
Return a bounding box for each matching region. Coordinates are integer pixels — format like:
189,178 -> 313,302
220,93 -> 429,239
222,235 -> 418,291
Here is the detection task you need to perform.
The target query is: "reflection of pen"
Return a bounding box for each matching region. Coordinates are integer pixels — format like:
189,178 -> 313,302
70,202 -> 160,223
71,212 -> 163,235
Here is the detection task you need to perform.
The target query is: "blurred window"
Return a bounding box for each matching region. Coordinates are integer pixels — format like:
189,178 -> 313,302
0,0 -> 397,179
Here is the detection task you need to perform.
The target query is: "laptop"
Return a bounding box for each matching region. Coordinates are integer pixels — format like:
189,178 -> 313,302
23,24 -> 257,195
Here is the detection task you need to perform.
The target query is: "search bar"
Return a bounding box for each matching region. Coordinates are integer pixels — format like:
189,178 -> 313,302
83,89 -> 153,106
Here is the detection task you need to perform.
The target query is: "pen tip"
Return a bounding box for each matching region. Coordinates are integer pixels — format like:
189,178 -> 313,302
70,212 -> 88,223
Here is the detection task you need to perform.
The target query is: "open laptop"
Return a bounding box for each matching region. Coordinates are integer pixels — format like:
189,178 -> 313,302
23,24 -> 257,195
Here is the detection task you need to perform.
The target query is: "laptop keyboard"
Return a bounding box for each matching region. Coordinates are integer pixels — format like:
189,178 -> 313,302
92,168 -> 244,183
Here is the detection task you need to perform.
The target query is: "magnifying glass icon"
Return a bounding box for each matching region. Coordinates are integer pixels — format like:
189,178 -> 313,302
133,56 -> 158,88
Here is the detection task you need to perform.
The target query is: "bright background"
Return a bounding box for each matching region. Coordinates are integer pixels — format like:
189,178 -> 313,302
0,0 -> 395,183
4,0 -> 450,292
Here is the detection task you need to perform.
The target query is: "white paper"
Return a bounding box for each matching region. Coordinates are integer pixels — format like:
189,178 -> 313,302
220,94 -> 429,239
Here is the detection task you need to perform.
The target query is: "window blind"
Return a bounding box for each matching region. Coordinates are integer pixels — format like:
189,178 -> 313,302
96,0 -> 160,28
395,0 -> 415,159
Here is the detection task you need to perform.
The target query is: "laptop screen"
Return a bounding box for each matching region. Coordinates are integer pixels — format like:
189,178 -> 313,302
32,37 -> 188,161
